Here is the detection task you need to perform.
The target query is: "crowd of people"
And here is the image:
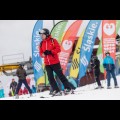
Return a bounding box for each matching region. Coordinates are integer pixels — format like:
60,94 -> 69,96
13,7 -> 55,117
38,28 -> 119,96
0,28 -> 119,99
0,76 -> 37,98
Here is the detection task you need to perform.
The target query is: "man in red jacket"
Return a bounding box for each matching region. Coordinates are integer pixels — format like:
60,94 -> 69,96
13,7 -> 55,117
39,28 -> 72,96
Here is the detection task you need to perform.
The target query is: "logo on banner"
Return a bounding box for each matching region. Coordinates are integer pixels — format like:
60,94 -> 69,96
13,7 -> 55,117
103,23 -> 115,36
34,61 -> 42,72
72,58 -> 79,70
62,40 -> 73,50
81,56 -> 88,66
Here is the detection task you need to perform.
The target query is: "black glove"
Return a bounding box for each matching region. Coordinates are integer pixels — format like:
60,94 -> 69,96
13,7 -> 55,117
44,50 -> 52,55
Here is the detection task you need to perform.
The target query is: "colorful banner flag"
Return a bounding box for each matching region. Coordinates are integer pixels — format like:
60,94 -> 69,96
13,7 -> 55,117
59,20 -> 83,74
102,20 -> 116,63
70,30 -> 85,78
116,20 -> 120,33
32,20 -> 45,85
43,65 -> 49,86
51,20 -> 68,44
97,39 -> 104,73
78,20 -> 101,82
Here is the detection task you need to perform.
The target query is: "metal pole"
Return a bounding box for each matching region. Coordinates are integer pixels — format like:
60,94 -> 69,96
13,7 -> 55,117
53,20 -> 55,27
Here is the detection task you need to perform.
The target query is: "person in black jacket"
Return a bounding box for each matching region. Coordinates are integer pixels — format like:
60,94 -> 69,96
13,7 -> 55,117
15,64 -> 32,99
91,56 -> 103,89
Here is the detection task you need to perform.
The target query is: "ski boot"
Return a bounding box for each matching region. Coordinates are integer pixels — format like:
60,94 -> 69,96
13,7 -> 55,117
52,91 -> 62,97
49,91 -> 53,95
95,86 -> 101,89
64,89 -> 74,95
100,86 -> 104,88
95,86 -> 104,89
30,93 -> 33,97
15,94 -> 19,99
114,85 -> 119,88
107,86 -> 112,89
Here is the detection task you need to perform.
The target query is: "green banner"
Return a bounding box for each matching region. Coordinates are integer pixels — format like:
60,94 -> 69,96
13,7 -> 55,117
116,20 -> 120,34
97,39 -> 104,73
45,70 -> 49,86
42,64 -> 49,86
51,20 -> 68,44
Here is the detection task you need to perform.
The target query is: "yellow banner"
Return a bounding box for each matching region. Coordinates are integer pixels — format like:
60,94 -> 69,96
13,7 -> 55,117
70,30 -> 85,78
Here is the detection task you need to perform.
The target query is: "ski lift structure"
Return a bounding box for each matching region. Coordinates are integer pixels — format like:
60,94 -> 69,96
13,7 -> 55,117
0,53 -> 49,92
0,53 -> 33,76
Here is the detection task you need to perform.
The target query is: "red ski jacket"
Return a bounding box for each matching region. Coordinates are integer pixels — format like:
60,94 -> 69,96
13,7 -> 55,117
39,36 -> 61,65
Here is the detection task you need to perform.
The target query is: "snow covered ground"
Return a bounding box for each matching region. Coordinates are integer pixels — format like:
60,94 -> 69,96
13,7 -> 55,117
1,75 -> 120,100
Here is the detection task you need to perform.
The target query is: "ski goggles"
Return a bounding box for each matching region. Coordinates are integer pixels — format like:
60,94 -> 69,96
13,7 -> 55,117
39,29 -> 46,34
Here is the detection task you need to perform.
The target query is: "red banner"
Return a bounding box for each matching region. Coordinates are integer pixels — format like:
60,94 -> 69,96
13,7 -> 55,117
59,20 -> 83,74
102,20 -> 116,75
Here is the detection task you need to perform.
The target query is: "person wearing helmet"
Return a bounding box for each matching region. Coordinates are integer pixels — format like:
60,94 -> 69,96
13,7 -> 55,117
103,51 -> 119,89
39,28 -> 73,96
91,56 -> 103,89
15,64 -> 32,99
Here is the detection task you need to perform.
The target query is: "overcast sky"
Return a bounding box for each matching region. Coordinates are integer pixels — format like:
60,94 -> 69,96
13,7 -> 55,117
0,20 -> 102,65
0,20 -> 58,64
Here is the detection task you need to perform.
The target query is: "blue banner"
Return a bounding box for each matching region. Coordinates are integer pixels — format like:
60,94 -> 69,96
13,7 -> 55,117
78,20 -> 101,83
32,20 -> 45,85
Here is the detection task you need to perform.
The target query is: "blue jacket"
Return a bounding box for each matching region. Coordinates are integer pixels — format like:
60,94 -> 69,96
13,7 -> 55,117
103,56 -> 115,71
32,86 -> 36,93
0,89 -> 4,98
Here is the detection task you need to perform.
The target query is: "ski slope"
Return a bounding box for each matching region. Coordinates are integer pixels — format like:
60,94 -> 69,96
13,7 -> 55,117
1,75 -> 120,100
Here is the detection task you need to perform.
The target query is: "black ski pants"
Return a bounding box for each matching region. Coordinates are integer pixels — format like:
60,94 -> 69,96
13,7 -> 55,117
45,63 -> 72,92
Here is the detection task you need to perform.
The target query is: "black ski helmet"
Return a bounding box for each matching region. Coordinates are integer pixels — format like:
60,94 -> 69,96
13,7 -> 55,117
39,28 -> 50,37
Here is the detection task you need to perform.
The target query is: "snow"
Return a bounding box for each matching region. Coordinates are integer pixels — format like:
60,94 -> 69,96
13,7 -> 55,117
1,75 -> 120,100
